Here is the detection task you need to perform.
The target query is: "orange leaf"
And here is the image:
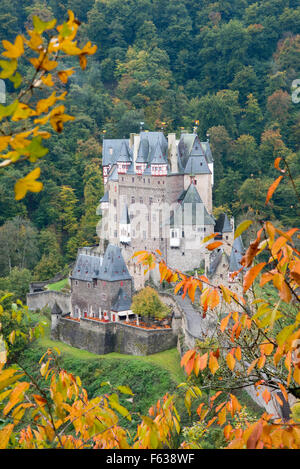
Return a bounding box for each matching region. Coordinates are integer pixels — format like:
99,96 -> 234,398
220,312 -> 231,332
226,352 -> 236,371
207,288 -> 220,309
199,352 -> 208,371
209,353 -> 219,375
243,262 -> 266,292
206,241 -> 223,251
265,175 -> 283,205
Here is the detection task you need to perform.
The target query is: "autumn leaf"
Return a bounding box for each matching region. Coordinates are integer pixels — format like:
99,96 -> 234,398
206,241 -> 223,251
2,35 -> 24,59
265,176 -> 283,205
226,352 -> 236,371
243,262 -> 266,292
209,353 -> 219,375
234,220 -> 253,239
14,167 -> 43,200
0,424 -> 14,449
58,69 -> 75,84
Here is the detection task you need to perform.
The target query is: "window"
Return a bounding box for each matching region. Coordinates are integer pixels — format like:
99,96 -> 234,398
131,196 -> 135,204
139,197 -> 143,204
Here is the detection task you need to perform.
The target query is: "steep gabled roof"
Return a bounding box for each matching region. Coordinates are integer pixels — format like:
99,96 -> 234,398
215,213 -> 233,233
102,139 -> 130,166
111,288 -> 132,312
151,141 -> 168,164
229,236 -> 245,273
139,131 -> 168,164
71,245 -> 131,283
107,164 -> 119,181
170,183 -> 215,226
136,138 -> 149,163
184,155 -> 211,175
207,250 -> 229,278
98,244 -> 131,282
100,191 -> 109,203
71,251 -> 103,282
201,141 -> 213,164
117,140 -> 132,163
51,301 -> 63,315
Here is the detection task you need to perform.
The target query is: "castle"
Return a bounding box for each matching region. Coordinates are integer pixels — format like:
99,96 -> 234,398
49,129 -> 245,355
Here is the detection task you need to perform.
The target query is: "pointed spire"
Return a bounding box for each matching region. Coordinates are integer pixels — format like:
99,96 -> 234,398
117,140 -> 131,163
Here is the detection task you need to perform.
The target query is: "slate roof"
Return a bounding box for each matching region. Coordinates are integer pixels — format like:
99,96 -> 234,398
98,244 -> 131,282
151,141 -> 168,164
136,138 -> 149,163
71,251 -> 103,282
170,183 -> 215,226
71,245 -> 131,282
107,164 -> 119,181
207,250 -> 229,278
51,301 -> 63,315
111,288 -> 132,312
229,236 -> 244,273
139,131 -> 168,164
117,140 -> 132,163
102,139 -> 131,166
201,141 -> 213,164
214,213 -> 233,233
100,191 -> 109,203
178,133 -> 212,175
184,155 -> 211,175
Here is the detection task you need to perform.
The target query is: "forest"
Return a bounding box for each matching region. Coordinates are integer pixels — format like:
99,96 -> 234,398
0,0 -> 299,291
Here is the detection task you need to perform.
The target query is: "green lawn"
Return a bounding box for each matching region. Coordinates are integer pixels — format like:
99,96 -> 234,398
46,278 -> 69,291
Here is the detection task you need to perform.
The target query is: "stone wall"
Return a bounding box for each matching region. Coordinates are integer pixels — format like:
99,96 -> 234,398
53,317 -> 177,356
27,290 -> 71,313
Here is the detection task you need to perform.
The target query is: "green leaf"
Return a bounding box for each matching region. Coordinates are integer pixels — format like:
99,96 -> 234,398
0,59 -> 17,79
234,220 -> 253,239
32,16 -> 56,34
0,101 -> 19,120
9,72 -> 22,89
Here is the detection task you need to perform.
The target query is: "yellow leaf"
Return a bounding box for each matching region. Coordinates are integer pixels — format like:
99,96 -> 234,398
234,220 -> 253,239
58,69 -> 75,84
2,35 -> 24,59
14,167 -> 43,200
0,424 -> 14,449
226,352 -> 236,371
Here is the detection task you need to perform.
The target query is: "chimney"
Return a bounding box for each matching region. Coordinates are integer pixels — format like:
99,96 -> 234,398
168,133 -> 178,174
